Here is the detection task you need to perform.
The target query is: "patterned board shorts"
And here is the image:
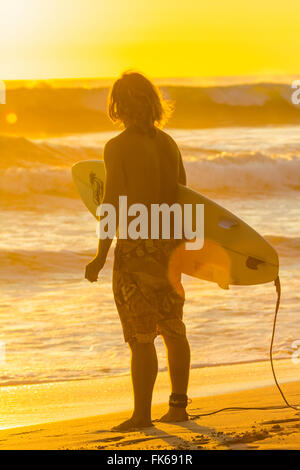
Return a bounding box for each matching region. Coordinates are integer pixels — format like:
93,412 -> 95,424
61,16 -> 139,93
113,238 -> 186,343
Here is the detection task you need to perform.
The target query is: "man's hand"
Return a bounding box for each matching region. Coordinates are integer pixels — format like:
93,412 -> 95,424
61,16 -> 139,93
85,257 -> 105,283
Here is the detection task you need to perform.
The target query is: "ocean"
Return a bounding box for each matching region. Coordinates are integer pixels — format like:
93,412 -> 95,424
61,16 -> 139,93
1,84 -> 300,387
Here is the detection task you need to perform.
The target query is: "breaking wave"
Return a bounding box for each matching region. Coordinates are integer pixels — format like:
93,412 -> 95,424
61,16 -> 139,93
1,82 -> 300,135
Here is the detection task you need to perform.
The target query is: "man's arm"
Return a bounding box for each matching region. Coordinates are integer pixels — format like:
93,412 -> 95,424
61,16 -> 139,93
85,140 -> 125,281
96,140 -> 125,263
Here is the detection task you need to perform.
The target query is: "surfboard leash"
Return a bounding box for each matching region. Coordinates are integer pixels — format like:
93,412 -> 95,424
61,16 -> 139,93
270,276 -> 300,411
187,276 -> 300,419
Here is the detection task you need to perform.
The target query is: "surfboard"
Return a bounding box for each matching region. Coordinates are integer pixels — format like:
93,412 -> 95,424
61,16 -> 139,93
72,160 -> 279,289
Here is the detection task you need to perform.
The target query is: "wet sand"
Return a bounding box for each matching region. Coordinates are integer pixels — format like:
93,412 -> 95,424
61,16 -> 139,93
0,360 -> 299,450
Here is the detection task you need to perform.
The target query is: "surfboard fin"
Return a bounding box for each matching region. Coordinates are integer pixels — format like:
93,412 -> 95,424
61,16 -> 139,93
246,256 -> 265,270
217,281 -> 230,290
213,267 -> 231,289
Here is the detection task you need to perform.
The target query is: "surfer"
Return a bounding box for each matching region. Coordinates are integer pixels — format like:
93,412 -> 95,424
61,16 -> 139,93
85,71 -> 190,431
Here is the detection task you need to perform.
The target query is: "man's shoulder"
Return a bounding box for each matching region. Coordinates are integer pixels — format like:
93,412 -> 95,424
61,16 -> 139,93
104,129 -> 130,152
157,128 -> 179,153
104,127 -> 178,153
103,134 -> 124,159
104,135 -> 119,149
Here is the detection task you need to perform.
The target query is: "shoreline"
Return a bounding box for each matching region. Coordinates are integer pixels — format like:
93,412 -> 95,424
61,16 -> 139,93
1,358 -> 298,432
0,356 -> 291,389
0,380 -> 299,450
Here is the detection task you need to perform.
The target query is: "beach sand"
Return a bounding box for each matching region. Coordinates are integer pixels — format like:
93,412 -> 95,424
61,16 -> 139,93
0,360 -> 299,450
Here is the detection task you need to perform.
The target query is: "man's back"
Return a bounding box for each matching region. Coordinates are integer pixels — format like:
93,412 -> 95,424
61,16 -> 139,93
106,125 -> 186,211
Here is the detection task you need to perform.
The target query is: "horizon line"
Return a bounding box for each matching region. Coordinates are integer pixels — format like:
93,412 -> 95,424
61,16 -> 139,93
3,72 -> 300,84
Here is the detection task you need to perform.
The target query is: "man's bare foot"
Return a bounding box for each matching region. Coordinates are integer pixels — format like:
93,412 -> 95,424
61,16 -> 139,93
159,408 -> 189,423
111,417 -> 153,432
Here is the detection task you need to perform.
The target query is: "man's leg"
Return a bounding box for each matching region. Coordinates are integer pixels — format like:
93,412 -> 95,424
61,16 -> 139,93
112,340 -> 158,431
160,334 -> 190,422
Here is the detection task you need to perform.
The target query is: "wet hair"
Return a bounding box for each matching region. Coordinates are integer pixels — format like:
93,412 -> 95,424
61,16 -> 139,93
108,71 -> 171,134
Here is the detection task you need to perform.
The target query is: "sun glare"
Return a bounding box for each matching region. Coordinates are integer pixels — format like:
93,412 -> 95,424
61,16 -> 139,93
0,0 -> 41,40
6,112 -> 18,125
0,1 -> 299,80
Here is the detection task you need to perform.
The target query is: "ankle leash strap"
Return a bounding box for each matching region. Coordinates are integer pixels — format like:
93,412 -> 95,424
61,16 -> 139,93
169,393 -> 188,408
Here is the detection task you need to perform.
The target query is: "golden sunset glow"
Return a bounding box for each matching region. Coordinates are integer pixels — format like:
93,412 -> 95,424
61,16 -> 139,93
0,0 -> 300,80
1,0 -> 300,452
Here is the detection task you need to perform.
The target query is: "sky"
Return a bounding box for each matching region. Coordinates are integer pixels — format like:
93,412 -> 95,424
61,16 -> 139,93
0,0 -> 300,80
